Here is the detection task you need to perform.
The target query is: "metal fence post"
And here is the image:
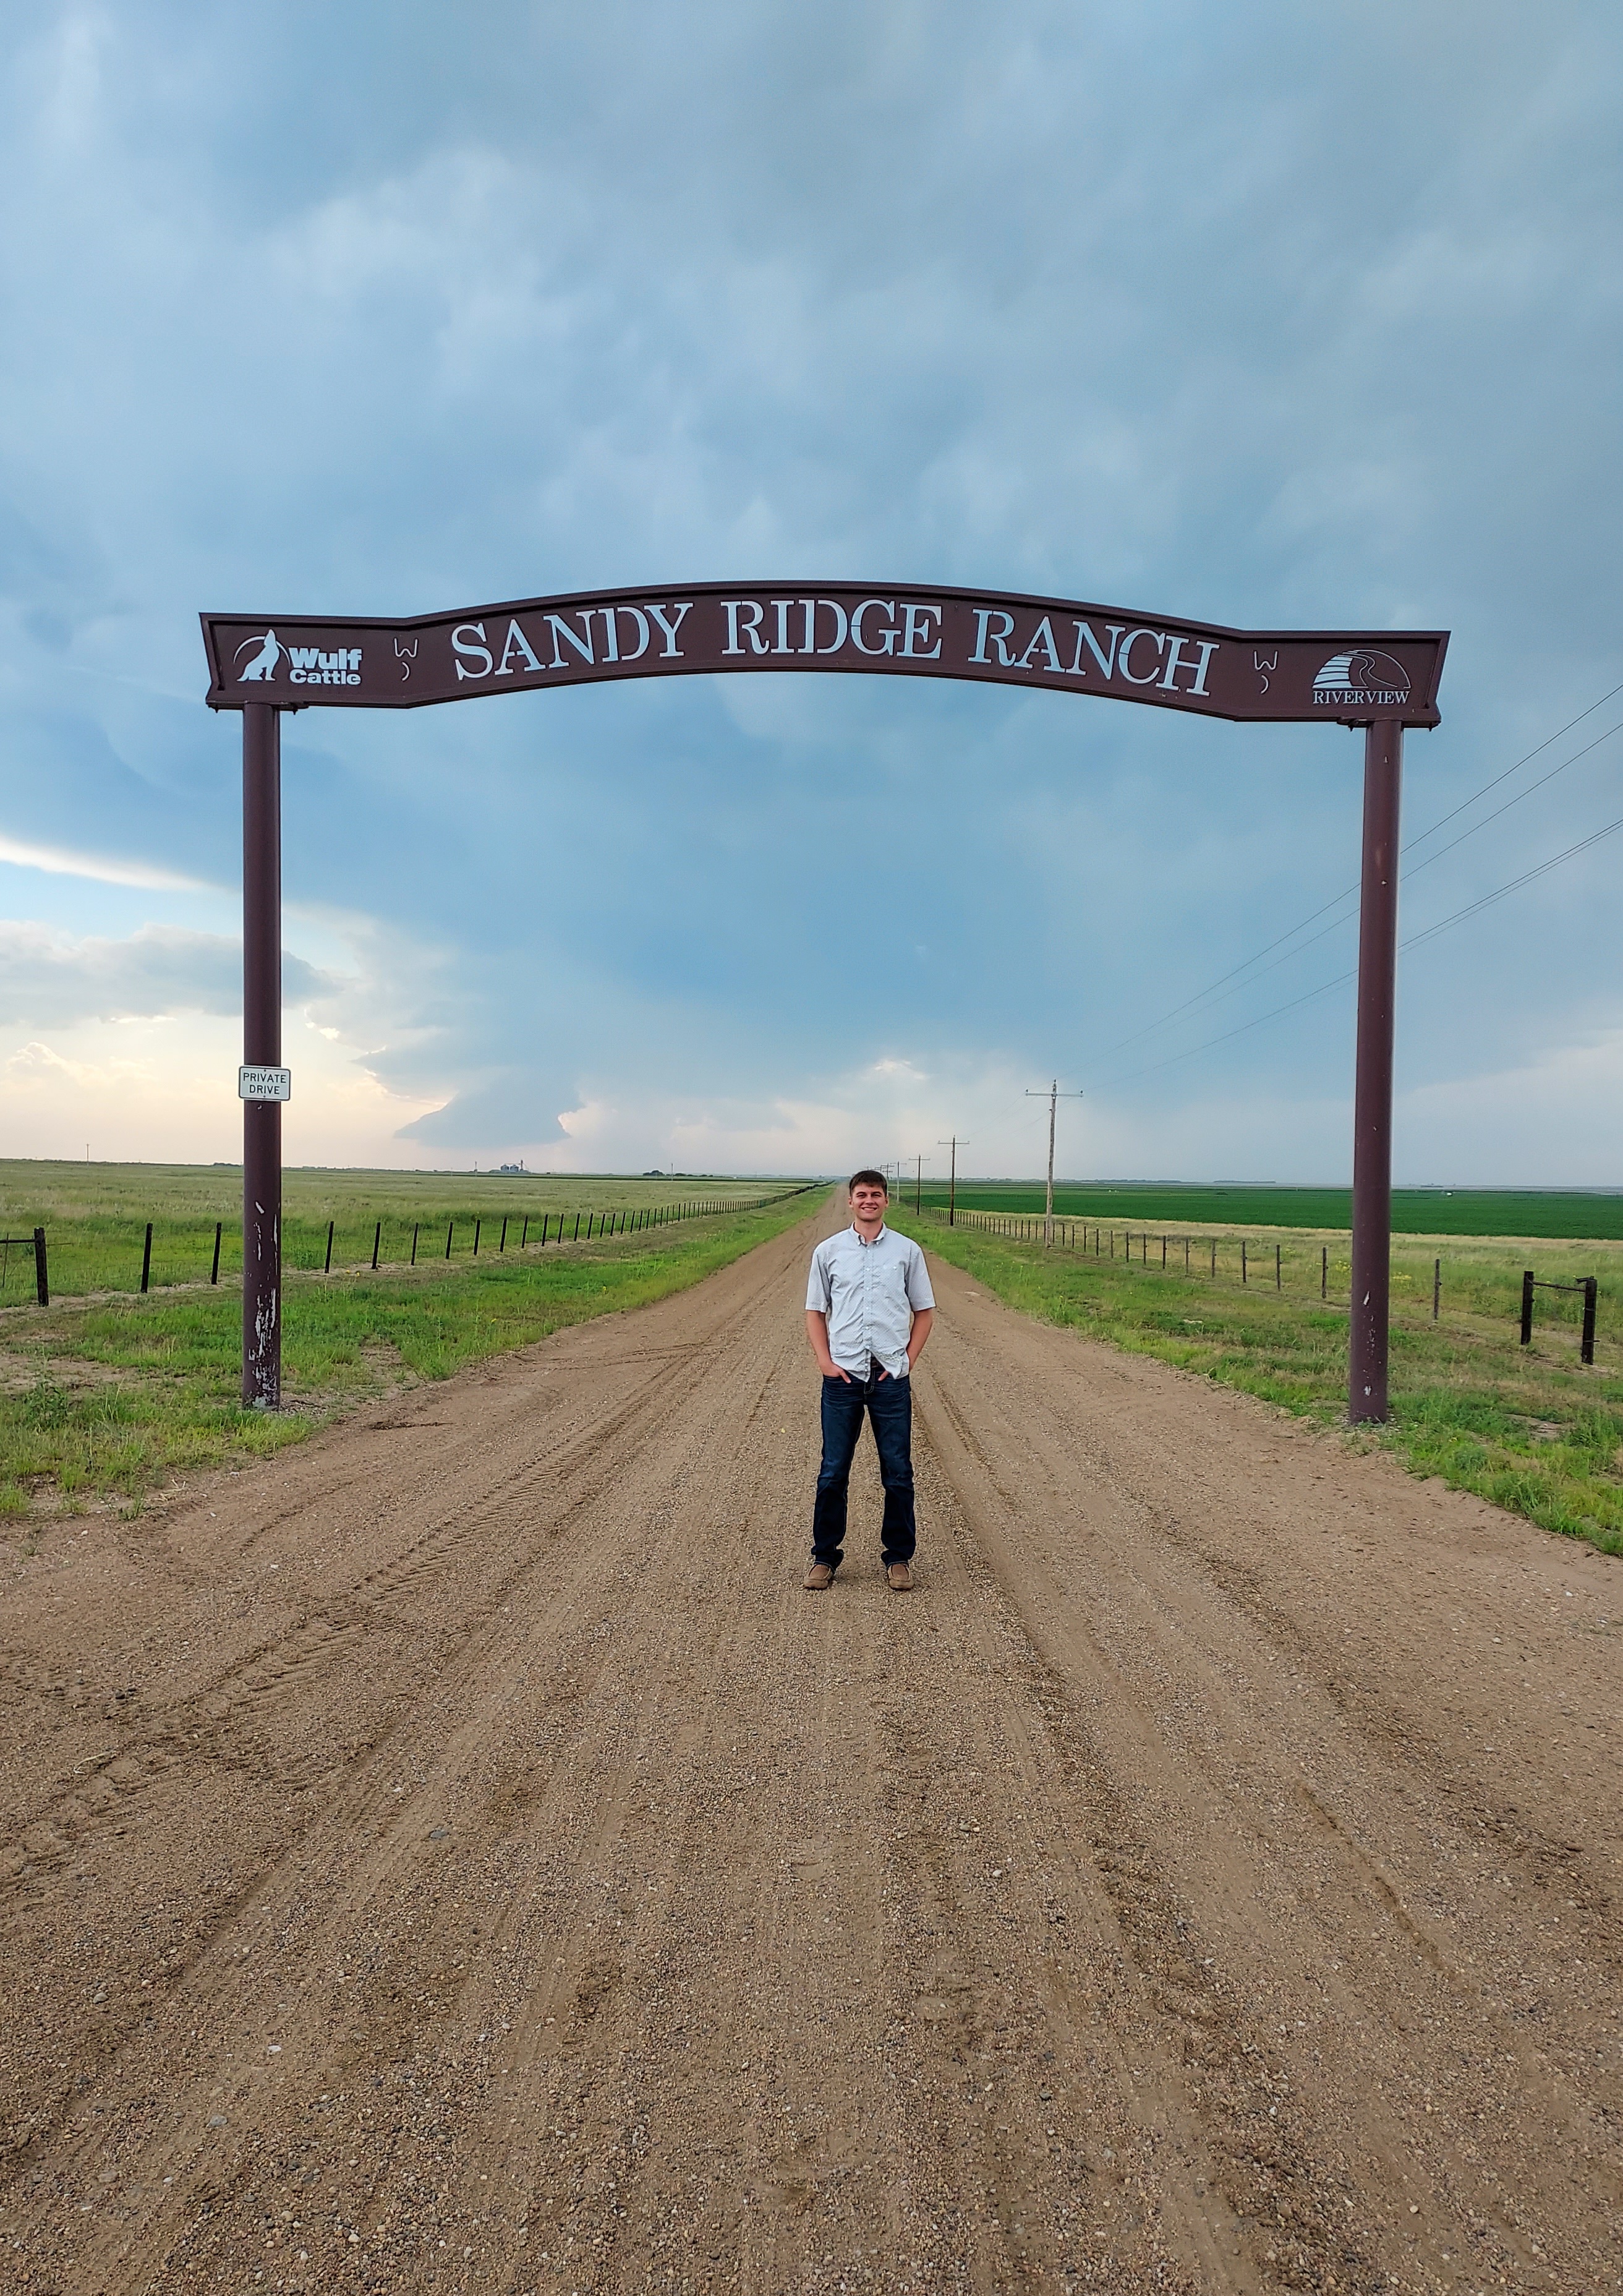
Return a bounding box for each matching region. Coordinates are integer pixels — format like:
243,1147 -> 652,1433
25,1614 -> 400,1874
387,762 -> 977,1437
1433,1258 -> 1441,1320
325,1219 -> 334,1274
33,1226 -> 48,1307
211,1222 -> 223,1285
372,1220 -> 381,1271
1520,1269 -> 1535,1346
1582,1277 -> 1598,1365
140,1221 -> 153,1294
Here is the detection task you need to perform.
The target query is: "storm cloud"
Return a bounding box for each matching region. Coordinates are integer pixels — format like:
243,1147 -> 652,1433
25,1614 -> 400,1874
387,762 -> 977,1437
1,4 -> 1619,1176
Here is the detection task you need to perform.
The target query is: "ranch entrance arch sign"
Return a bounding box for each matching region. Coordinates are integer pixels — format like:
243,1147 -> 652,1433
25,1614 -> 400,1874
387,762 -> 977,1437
202,580 -> 1447,1424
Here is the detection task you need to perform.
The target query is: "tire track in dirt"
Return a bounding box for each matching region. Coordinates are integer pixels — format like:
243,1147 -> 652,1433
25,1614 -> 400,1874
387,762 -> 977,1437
2,1200 -> 1619,2294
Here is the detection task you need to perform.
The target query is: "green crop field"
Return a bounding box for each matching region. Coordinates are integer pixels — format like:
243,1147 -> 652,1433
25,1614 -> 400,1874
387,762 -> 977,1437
0,1183 -> 831,1529
0,1160 -> 799,1304
888,1206 -> 1623,1558
911,1180 -> 1623,1240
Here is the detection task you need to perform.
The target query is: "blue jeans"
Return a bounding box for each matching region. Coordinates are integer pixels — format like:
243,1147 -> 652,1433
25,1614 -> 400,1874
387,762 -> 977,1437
811,1366 -> 916,1569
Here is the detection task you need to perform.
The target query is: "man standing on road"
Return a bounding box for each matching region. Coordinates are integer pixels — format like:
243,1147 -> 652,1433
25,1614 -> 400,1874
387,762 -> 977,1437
803,1169 -> 935,1592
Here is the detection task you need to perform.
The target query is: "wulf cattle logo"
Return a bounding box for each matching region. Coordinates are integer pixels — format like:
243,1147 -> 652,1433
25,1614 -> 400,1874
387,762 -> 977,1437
1313,649 -> 1410,708
233,631 -> 362,688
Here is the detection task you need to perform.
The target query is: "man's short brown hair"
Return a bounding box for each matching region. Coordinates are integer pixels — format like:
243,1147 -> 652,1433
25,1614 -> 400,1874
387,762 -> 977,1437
848,1168 -> 888,1195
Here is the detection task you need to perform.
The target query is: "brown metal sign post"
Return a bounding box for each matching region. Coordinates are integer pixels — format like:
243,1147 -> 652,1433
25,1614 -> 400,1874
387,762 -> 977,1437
1350,723 -> 1403,1422
241,704 -> 283,1407
205,581 -> 1446,1419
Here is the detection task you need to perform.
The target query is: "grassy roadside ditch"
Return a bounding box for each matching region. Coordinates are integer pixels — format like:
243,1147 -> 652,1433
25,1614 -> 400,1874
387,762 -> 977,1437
890,1210 -> 1623,1559
0,1187 -> 830,1530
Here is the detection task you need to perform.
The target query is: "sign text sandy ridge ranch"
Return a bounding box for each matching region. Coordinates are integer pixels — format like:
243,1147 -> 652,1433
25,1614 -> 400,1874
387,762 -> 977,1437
204,582 -> 1447,727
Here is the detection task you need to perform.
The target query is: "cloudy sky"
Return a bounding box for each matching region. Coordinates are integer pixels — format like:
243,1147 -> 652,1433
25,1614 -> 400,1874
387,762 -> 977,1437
2,2 -> 1620,1182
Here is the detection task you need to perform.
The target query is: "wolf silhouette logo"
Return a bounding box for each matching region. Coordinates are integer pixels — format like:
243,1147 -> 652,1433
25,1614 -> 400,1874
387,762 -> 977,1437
234,629 -> 282,682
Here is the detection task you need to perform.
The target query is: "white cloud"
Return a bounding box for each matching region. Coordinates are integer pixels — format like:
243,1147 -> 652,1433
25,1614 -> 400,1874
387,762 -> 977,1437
1395,1030 -> 1623,1188
0,921 -> 333,1026
0,833 -> 212,891
0,1009 -> 446,1166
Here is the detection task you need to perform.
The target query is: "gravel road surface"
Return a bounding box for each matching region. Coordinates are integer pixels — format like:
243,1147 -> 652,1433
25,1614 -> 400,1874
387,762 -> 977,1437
2,1199 -> 1618,2294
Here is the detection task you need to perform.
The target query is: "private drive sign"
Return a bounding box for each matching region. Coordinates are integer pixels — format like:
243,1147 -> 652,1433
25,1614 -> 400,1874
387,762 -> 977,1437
202,581 -> 1447,727
237,1065 -> 291,1103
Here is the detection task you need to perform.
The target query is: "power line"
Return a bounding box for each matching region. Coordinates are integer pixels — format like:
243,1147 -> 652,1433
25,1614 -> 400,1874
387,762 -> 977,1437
1403,676 -> 1623,855
1400,714 -> 1623,885
1402,809 -> 1623,950
1093,806 -> 1623,1092
1093,676 -> 1623,1057
1125,709 -> 1623,1041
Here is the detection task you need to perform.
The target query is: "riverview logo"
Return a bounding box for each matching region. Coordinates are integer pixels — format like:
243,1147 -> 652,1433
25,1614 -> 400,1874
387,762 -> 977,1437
232,631 -> 363,687
1312,649 -> 1410,709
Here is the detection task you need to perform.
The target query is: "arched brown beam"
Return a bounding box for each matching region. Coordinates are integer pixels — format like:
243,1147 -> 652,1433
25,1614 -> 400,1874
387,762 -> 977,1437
202,583 -> 1449,1419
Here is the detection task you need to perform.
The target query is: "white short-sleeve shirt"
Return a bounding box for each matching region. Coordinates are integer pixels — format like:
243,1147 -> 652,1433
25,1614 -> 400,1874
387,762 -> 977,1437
805,1224 -> 935,1379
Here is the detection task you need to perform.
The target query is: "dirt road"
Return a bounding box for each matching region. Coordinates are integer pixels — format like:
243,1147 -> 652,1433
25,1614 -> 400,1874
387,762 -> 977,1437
2,1200 -> 1619,2295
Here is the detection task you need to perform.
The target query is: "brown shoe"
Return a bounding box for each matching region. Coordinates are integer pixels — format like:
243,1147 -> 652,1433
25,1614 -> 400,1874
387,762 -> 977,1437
886,1561 -> 914,1592
803,1561 -> 835,1590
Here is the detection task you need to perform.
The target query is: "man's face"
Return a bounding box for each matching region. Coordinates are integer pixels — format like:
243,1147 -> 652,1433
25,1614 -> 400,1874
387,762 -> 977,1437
850,1184 -> 888,1225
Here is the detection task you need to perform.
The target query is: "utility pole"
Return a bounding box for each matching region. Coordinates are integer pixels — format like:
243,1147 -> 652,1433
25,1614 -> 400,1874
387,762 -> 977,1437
911,1153 -> 927,1213
1024,1079 -> 1083,1246
937,1135 -> 968,1226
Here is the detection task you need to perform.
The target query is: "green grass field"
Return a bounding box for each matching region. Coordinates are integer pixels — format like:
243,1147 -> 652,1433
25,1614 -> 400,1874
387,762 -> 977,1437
10,1153 -> 1623,1562
913,1181 -> 1623,1240
888,1206 -> 1623,1559
0,1160 -> 799,1302
0,1183 -> 830,1531
940,1209 -> 1616,1349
